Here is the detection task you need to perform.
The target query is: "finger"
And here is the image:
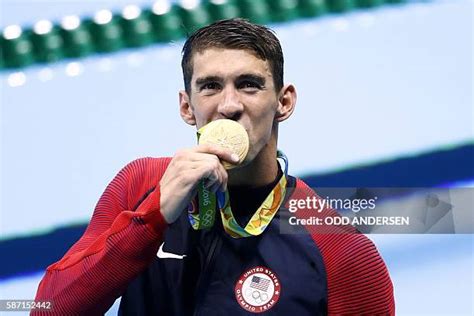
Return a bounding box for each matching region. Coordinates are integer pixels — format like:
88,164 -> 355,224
195,144 -> 240,164
209,166 -> 227,193
209,181 -> 221,194
185,151 -> 229,167
208,157 -> 228,192
217,163 -> 228,192
196,173 -> 219,193
203,173 -> 219,190
203,159 -> 228,190
186,154 -> 228,191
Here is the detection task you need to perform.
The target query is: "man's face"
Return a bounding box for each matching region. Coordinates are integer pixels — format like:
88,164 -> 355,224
181,48 -> 282,165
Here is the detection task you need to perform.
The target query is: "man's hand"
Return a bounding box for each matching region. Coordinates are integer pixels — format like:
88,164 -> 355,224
159,144 -> 239,224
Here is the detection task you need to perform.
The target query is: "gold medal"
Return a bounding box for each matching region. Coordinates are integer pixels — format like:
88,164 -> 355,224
198,119 -> 249,169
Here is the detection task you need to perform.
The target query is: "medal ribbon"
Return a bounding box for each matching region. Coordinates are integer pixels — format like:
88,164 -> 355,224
188,149 -> 289,238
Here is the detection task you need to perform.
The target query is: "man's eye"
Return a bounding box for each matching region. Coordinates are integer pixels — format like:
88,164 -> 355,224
239,81 -> 262,90
202,82 -> 220,90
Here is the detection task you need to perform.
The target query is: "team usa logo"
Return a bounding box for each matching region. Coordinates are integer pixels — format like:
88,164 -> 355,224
234,266 -> 281,313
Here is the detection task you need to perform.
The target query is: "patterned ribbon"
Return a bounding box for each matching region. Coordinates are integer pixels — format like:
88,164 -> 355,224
188,150 -> 289,238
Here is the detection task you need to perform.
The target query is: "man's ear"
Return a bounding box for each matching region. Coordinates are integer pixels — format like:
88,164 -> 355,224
275,84 -> 297,122
179,90 -> 196,126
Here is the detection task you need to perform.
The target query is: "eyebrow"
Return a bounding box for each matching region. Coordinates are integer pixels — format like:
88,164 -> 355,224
195,76 -> 222,87
236,74 -> 266,86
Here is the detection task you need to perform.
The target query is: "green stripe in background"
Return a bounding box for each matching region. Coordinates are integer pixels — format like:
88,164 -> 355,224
0,0 -> 411,70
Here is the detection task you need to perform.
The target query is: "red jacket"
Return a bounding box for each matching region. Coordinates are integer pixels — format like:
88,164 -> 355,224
33,157 -> 395,315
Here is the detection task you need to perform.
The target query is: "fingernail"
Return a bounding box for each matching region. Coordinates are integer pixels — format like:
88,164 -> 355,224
231,154 -> 239,162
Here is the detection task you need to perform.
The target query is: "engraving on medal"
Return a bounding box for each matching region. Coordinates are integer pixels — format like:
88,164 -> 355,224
198,119 -> 249,169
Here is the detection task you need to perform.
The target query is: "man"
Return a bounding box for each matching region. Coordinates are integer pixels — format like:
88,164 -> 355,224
34,18 -> 394,315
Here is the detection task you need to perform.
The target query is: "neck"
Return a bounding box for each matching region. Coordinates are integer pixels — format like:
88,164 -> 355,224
227,142 -> 278,187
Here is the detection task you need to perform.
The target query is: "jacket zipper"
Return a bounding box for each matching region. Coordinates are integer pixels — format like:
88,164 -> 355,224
193,233 -> 221,316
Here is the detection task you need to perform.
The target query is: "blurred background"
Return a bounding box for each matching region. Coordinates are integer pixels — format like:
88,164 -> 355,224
0,0 -> 472,314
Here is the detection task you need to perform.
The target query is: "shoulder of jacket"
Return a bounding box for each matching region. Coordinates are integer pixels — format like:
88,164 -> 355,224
116,157 -> 172,208
121,157 -> 172,178
292,178 -> 377,259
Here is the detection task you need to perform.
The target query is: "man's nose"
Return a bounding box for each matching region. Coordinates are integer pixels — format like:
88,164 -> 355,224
217,86 -> 244,120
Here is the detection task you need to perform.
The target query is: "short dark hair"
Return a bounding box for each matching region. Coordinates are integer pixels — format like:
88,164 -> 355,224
181,18 -> 284,94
